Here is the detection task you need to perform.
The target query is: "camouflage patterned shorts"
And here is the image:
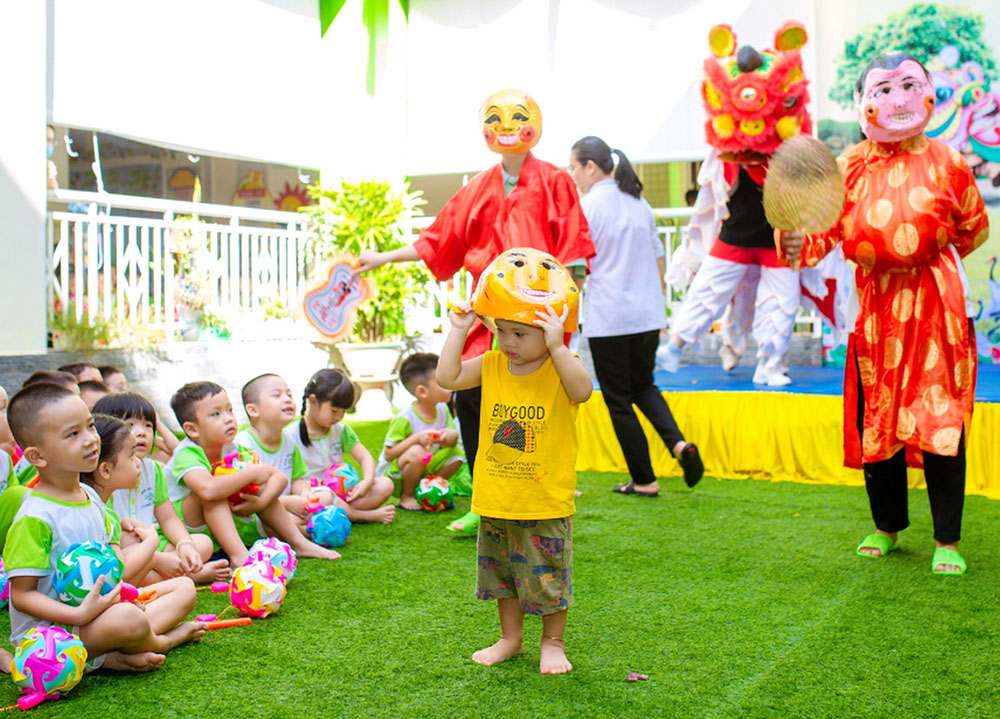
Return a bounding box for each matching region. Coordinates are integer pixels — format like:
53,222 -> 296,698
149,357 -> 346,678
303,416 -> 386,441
475,516 -> 573,616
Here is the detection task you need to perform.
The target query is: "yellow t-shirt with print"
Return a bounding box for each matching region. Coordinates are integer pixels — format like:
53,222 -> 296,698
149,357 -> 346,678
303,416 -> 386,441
471,350 -> 577,520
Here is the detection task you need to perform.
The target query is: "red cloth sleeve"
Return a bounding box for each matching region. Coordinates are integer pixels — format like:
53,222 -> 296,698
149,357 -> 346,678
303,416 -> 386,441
413,168 -> 498,282
949,152 -> 989,258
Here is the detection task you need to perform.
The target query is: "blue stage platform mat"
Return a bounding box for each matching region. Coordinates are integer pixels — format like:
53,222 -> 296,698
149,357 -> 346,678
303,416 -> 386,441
630,363 -> 1000,402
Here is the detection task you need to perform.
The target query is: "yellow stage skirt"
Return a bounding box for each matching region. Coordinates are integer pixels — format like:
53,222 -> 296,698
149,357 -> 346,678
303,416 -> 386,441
576,391 -> 1000,500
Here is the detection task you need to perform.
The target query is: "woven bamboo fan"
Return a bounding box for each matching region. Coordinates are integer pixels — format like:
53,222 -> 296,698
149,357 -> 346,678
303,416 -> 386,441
763,134 -> 845,235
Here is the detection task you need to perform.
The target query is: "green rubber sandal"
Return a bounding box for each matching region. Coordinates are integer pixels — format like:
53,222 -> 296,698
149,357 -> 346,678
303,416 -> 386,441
446,510 -> 479,537
856,533 -> 897,558
931,547 -> 966,575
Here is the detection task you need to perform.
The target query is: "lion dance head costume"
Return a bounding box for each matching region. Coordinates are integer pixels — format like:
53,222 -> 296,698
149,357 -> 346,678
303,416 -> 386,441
702,22 -> 812,164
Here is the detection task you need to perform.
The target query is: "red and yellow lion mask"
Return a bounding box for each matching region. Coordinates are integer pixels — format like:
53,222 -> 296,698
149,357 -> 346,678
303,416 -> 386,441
702,22 -> 812,164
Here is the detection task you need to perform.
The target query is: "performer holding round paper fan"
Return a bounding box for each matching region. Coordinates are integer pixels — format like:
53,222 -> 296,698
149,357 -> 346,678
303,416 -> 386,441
779,52 -> 989,575
662,22 -> 823,387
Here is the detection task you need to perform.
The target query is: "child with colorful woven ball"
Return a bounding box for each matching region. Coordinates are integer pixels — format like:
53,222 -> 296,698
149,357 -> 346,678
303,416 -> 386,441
236,374 -> 314,525
376,352 -> 472,511
3,384 -> 202,673
93,392 -> 230,584
165,381 -> 341,568
288,369 -> 395,524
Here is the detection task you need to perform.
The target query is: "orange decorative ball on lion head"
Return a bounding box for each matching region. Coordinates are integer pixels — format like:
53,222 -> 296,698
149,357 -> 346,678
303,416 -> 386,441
702,21 -> 812,164
471,248 -> 579,332
481,89 -> 543,156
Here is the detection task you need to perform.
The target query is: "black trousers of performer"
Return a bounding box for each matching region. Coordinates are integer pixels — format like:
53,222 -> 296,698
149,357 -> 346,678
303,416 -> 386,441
455,386 -> 482,478
589,330 -> 685,486
855,352 -> 966,544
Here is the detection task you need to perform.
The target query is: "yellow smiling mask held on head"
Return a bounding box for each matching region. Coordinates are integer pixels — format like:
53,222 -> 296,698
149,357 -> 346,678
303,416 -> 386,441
471,248 -> 579,332
481,88 -> 543,156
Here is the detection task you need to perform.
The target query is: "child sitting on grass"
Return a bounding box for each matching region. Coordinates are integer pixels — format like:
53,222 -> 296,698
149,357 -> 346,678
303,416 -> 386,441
98,365 -> 128,393
78,380 -> 109,411
165,381 -> 341,567
236,374 -> 311,521
4,383 -> 203,673
94,366 -> 178,462
94,392 -> 230,584
375,352 -> 471,511
288,369 -> 395,524
437,250 -> 591,675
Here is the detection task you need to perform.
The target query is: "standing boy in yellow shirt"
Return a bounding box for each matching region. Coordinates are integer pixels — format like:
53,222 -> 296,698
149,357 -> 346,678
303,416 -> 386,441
437,248 -> 591,675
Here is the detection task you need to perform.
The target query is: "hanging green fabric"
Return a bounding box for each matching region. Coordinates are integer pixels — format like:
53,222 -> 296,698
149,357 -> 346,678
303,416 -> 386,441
363,0 -> 389,96
319,0 -> 348,38
319,0 -> 408,96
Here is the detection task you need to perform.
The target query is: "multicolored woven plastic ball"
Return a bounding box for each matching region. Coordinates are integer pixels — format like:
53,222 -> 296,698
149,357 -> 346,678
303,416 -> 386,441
245,538 -> 298,582
11,626 -> 88,710
415,475 -> 453,512
230,560 -> 286,618
306,506 -> 352,548
0,558 -> 9,609
322,463 -> 360,500
52,541 -> 122,606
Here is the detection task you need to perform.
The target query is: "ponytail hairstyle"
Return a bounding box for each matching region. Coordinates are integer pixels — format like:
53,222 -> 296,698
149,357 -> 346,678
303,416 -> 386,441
571,135 -> 643,199
80,413 -> 133,490
299,368 -> 356,447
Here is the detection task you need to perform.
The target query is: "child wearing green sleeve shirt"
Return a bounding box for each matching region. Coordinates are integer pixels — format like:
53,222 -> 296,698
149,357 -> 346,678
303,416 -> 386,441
93,393 -> 231,585
4,384 -> 203,673
237,374 -> 311,521
165,381 -> 341,568
290,369 -> 395,524
375,353 -> 472,511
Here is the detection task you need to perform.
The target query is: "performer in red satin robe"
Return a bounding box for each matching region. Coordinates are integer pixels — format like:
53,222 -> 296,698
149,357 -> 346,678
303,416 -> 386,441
781,53 -> 988,575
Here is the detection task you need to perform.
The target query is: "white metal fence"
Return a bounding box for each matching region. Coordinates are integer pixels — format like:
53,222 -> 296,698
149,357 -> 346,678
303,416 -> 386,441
44,192 -> 817,339
45,190 -> 311,332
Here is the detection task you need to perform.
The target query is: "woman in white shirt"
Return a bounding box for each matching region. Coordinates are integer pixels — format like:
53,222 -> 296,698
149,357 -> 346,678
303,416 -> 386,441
569,136 -> 703,495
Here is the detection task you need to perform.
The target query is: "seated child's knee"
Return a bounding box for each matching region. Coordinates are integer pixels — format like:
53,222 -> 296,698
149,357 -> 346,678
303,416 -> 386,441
114,603 -> 153,642
399,445 -> 426,468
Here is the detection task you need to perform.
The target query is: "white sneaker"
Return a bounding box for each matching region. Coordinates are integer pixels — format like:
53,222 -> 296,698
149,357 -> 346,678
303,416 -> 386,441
657,342 -> 682,373
752,361 -> 792,387
720,345 -> 740,372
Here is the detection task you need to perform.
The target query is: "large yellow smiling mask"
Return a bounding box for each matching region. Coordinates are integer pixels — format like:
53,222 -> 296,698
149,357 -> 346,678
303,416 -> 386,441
480,88 -> 543,156
471,248 -> 579,332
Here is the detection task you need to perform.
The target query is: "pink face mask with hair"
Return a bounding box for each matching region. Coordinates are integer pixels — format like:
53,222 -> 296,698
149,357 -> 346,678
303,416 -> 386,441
856,60 -> 935,143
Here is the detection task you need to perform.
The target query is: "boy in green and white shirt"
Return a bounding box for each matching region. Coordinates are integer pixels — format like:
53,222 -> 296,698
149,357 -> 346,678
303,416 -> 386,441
237,374 -> 310,520
376,353 -> 472,511
4,383 -> 201,669
165,381 -> 341,568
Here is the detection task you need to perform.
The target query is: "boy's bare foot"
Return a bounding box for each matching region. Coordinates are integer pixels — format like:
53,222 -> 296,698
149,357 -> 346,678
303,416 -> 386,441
190,559 -> 231,584
539,636 -> 572,675
0,648 -> 12,673
398,496 -> 421,511
472,636 -> 523,667
103,651 -> 165,672
161,621 -> 207,650
348,505 -> 396,524
292,542 -> 341,560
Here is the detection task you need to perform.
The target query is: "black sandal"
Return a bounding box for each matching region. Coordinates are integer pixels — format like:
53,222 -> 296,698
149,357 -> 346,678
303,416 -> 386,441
611,481 -> 659,497
678,443 -> 704,488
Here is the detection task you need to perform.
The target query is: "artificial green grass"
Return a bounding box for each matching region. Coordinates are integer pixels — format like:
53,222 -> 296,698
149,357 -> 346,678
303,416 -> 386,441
5,422 -> 1000,718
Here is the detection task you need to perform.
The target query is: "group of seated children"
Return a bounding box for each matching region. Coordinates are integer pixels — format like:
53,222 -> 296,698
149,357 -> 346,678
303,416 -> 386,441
0,354 -> 471,672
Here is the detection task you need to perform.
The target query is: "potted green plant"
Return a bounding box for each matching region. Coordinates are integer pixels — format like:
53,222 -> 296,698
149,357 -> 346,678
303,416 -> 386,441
302,178 -> 431,417
49,301 -> 117,351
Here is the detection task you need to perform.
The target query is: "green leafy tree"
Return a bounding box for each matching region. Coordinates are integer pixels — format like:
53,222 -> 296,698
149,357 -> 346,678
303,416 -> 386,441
302,179 -> 430,342
830,3 -> 997,108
